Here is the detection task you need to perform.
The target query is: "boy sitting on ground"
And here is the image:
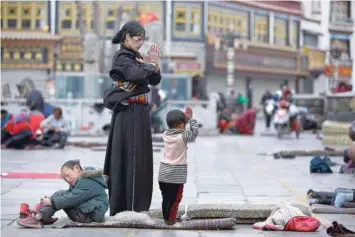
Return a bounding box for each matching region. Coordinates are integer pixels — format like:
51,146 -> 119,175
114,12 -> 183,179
17,160 -> 108,228
158,107 -> 199,225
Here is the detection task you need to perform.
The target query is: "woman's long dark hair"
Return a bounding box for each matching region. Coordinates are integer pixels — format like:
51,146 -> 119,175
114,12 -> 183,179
112,21 -> 145,45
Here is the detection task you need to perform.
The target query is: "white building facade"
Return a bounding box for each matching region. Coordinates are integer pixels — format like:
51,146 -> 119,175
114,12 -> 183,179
300,0 -> 355,94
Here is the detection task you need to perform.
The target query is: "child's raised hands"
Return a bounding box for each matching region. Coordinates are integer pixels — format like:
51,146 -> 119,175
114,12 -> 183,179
185,107 -> 193,120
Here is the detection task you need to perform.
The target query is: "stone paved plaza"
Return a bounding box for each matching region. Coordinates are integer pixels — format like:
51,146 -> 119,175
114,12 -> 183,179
1,124 -> 354,236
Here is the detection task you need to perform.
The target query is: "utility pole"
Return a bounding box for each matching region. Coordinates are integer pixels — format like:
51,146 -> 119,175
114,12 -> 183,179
75,0 -> 86,42
92,1 -> 105,74
111,4 -> 123,56
130,2 -> 139,21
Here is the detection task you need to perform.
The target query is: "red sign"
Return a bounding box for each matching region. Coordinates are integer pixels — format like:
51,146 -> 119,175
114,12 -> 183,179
325,65 -> 352,77
175,61 -> 201,71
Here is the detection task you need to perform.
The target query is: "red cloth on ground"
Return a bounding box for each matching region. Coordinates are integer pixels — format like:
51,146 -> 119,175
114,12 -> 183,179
234,109 -> 259,135
29,114 -> 45,133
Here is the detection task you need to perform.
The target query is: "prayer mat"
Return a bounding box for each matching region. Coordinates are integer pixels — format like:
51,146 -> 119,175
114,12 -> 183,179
51,211 -> 237,230
145,204 -> 279,220
90,146 -> 161,152
311,204 -> 355,214
273,149 -> 343,157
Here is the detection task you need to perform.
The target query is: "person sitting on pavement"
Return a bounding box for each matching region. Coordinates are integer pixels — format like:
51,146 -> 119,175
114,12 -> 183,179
40,107 -> 70,149
1,109 -> 13,128
17,160 -> 109,228
1,112 -> 39,149
29,109 -> 45,135
339,148 -> 355,173
233,108 -> 259,135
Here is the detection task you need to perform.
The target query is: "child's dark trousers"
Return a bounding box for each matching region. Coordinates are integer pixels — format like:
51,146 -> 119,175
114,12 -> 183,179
39,190 -> 91,223
159,182 -> 184,222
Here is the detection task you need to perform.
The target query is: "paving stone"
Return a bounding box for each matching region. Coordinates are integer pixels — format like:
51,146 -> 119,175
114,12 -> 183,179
198,193 -> 246,204
246,196 -> 300,205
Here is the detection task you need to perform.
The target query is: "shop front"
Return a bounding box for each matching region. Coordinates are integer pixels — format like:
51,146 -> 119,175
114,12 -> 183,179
205,41 -> 308,107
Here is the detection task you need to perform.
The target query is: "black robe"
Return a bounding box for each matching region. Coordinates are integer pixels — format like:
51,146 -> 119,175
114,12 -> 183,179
103,47 -> 161,216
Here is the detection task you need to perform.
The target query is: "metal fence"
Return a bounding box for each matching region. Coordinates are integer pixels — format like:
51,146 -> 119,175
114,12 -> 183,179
1,96 -> 219,135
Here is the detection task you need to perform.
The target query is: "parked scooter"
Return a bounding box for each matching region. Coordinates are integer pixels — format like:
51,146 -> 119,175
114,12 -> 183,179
273,100 -> 301,139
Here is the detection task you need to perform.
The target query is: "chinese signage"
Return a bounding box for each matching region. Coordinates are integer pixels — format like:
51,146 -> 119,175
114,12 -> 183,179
303,48 -> 325,70
60,37 -> 83,59
214,50 -> 299,73
174,61 -> 201,76
325,65 -> 352,77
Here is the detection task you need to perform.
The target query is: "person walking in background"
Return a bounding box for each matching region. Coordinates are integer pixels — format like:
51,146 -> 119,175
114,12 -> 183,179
260,90 -> 274,130
103,21 -> 162,216
226,90 -> 237,115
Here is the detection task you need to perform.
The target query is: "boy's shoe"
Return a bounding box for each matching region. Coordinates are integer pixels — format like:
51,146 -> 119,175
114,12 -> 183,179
165,220 -> 177,226
32,202 -> 42,214
43,217 -> 58,225
17,216 -> 43,228
20,203 -> 30,219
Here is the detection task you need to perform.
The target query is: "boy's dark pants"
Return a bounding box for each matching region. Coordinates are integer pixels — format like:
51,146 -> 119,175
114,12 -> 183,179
159,182 -> 184,222
39,190 -> 91,223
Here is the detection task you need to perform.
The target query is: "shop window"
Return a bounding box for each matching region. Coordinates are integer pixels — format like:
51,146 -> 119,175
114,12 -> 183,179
292,21 -> 300,48
21,4 -> 32,29
62,20 -> 72,29
311,1 -> 321,14
330,1 -> 351,23
254,14 -> 268,43
61,3 -> 74,30
7,4 -> 18,28
175,7 -> 187,32
35,3 -> 46,30
173,3 -> 202,39
207,6 -> 249,39
330,38 -> 350,60
274,18 -> 288,45
106,6 -> 116,30
303,32 -> 318,48
190,8 -> 201,36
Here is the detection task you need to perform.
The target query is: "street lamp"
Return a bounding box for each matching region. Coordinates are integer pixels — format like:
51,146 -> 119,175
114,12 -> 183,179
50,40 -> 62,98
222,31 -> 240,94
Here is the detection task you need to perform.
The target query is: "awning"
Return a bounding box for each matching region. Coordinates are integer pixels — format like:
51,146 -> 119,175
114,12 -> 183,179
302,29 -> 323,36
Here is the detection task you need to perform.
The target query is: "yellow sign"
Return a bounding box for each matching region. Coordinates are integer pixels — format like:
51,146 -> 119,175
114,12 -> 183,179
303,47 -> 325,70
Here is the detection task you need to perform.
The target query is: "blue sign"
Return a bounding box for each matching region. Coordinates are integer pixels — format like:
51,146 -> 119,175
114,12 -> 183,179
331,33 -> 351,40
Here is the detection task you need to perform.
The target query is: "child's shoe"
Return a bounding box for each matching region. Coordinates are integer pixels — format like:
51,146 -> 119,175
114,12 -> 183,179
20,203 -> 30,219
165,220 -> 176,226
17,216 -> 43,228
32,202 -> 43,214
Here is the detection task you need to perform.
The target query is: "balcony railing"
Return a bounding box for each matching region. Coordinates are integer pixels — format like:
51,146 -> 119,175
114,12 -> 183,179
330,15 -> 354,27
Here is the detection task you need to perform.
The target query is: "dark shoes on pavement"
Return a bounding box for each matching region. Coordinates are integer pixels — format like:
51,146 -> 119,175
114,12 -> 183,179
327,221 -> 355,237
18,203 -> 58,228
